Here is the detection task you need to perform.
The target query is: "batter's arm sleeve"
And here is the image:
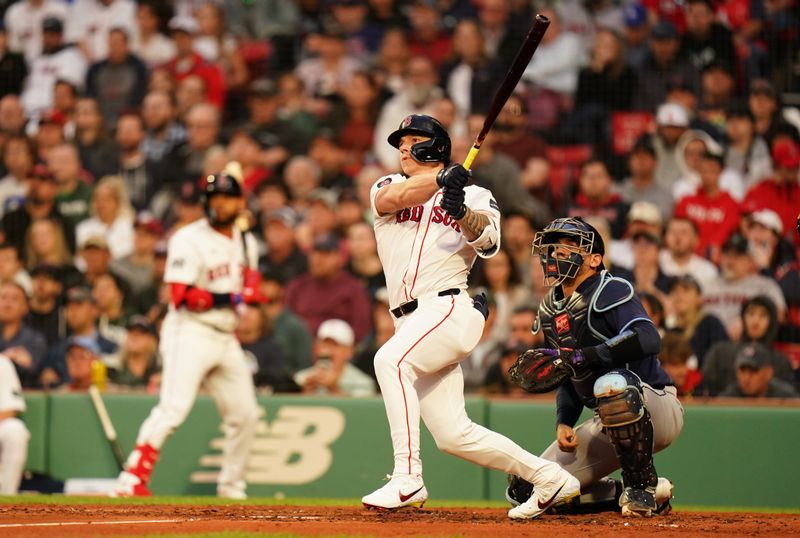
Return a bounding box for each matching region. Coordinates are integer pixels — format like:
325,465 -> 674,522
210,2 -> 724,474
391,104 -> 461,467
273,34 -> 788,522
463,187 -> 501,258
555,382 -> 584,428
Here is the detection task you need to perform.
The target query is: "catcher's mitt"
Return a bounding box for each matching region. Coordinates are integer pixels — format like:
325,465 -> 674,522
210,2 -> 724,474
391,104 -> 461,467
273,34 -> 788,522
508,348 -> 575,394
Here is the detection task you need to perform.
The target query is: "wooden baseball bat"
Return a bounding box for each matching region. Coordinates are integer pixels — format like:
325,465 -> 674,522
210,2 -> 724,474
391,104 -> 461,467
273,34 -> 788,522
462,14 -> 550,170
89,384 -> 127,471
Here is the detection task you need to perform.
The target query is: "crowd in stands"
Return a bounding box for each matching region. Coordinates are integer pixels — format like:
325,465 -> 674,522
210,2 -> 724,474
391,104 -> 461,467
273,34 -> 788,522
0,0 -> 798,400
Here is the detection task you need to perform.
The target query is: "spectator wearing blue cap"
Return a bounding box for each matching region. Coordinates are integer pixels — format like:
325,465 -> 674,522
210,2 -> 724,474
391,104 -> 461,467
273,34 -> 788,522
622,3 -> 650,69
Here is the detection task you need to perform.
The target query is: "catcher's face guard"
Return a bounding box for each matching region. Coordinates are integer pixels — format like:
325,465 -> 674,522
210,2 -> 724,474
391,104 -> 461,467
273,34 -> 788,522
532,233 -> 592,287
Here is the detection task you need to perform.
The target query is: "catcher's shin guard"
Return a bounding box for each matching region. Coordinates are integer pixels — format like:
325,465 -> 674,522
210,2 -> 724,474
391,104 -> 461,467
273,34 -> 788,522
594,370 -> 658,516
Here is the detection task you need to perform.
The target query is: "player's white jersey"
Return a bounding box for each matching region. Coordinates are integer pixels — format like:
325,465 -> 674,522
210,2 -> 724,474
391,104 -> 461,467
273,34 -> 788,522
370,173 -> 501,310
164,219 -> 258,332
0,356 -> 25,414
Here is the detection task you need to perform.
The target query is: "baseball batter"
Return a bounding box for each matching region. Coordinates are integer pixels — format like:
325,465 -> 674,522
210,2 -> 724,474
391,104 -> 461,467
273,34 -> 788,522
0,354 -> 29,495
113,170 -> 262,499
362,114 -> 579,519
506,217 -> 684,517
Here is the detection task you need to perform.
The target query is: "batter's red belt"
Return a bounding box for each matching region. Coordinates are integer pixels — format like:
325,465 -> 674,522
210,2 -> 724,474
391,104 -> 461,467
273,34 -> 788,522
391,288 -> 461,319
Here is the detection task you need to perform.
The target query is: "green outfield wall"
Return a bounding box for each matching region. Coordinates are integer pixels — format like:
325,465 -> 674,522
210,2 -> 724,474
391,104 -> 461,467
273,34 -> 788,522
21,393 -> 800,508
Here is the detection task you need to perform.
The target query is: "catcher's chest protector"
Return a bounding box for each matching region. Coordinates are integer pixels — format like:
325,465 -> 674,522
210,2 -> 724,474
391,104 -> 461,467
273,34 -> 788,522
539,280 -> 606,350
538,276 -> 608,407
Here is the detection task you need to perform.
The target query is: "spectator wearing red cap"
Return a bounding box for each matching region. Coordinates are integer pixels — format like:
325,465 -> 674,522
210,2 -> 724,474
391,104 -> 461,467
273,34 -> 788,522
742,138 -> 800,245
33,108 -> 66,163
674,150 -> 742,262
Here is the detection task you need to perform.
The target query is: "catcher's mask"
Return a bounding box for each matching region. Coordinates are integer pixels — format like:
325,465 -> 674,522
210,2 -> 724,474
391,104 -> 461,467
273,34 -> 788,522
532,217 -> 605,287
387,114 -> 451,165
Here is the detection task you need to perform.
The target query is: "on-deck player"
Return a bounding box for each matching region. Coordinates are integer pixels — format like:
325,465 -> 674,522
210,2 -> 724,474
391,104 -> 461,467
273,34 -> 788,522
0,354 -> 29,495
361,114 -> 580,519
113,169 -> 262,499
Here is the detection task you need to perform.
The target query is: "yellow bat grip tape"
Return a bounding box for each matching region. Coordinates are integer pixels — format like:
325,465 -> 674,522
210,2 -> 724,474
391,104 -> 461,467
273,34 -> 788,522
463,145 -> 480,170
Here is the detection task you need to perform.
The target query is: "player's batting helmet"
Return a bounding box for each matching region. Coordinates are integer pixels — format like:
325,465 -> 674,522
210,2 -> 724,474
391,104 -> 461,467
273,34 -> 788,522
387,114 -> 451,165
532,217 -> 606,286
203,172 -> 243,205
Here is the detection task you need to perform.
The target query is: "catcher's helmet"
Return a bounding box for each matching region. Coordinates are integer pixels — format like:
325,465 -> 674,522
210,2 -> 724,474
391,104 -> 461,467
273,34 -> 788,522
387,114 -> 451,165
532,217 -> 605,287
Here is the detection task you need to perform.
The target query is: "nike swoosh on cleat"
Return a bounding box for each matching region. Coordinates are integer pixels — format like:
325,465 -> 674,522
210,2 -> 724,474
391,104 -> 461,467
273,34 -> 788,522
537,483 -> 565,510
399,486 -> 424,502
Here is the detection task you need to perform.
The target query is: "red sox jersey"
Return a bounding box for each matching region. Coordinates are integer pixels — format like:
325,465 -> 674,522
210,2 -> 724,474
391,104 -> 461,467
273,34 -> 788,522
370,174 -> 501,309
164,219 -> 258,332
0,356 -> 25,414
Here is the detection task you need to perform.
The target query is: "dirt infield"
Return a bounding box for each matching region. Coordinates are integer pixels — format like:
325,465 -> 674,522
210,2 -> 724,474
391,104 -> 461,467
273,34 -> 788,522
2,503 -> 800,537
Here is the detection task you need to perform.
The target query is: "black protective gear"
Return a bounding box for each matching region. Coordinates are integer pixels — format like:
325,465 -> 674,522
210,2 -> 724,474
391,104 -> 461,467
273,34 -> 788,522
532,217 -> 606,287
436,163 -> 470,189
440,185 -> 466,219
594,369 -> 658,501
387,114 -> 451,164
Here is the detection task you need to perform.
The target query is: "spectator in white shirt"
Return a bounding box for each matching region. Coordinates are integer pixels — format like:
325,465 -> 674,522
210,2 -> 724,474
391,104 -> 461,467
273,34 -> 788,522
75,175 -> 135,260
66,0 -> 137,62
659,216 -> 719,290
3,0 -> 69,63
20,16 -> 87,120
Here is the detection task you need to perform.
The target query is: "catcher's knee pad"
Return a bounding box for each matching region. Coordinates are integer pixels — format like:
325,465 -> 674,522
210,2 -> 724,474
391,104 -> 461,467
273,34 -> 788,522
594,369 -> 645,428
594,370 -> 657,491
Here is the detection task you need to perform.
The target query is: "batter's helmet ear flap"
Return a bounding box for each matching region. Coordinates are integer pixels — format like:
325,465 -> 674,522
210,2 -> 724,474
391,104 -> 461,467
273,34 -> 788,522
387,114 -> 451,164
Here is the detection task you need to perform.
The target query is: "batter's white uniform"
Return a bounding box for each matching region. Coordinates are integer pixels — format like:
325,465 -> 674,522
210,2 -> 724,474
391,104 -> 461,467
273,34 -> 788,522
131,219 -> 260,497
370,174 -> 565,483
0,356 -> 30,495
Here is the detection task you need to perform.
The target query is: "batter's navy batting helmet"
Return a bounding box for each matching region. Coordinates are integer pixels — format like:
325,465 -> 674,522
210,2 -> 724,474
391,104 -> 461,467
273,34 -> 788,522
387,114 -> 451,164
203,172 -> 242,202
532,217 -> 606,286
202,171 -> 243,219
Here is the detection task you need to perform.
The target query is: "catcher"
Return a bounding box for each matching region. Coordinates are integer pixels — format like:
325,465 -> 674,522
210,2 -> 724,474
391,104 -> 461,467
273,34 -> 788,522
507,217 -> 684,517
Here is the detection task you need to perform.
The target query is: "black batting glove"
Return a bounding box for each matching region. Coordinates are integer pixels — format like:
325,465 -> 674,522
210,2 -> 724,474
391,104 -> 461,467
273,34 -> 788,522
440,186 -> 467,219
436,164 -> 471,189
472,292 -> 489,320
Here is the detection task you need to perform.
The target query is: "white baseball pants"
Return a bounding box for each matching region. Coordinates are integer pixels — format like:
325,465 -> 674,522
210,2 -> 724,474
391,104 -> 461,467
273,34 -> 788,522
374,293 -> 565,485
135,313 -> 260,494
0,417 -> 30,494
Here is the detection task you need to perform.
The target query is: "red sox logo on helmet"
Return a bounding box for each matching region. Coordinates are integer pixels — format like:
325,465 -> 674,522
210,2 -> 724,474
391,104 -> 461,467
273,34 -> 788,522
402,116 -> 413,128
